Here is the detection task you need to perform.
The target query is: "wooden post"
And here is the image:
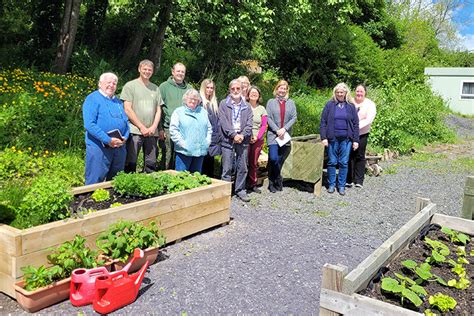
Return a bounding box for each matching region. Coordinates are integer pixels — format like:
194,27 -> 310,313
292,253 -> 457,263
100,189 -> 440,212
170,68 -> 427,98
320,263 -> 348,316
415,197 -> 431,213
461,176 -> 474,220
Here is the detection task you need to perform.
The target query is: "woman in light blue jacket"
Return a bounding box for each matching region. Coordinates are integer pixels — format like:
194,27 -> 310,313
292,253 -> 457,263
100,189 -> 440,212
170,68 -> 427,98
170,89 -> 212,173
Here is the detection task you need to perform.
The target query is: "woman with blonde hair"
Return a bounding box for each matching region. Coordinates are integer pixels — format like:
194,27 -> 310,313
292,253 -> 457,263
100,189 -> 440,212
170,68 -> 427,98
320,82 -> 359,195
238,75 -> 251,101
200,79 -> 221,177
266,80 -> 297,193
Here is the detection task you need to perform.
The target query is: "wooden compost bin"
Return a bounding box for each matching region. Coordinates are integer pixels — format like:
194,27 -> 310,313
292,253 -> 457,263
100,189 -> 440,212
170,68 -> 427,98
0,178 -> 231,298
281,134 -> 324,196
319,197 -> 474,315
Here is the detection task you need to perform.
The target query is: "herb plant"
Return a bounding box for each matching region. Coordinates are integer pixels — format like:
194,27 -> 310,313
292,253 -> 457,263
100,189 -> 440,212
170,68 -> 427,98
91,188 -> 110,202
96,220 -> 166,262
381,273 -> 427,307
20,265 -> 62,291
112,172 -> 165,197
441,227 -> 470,245
428,293 -> 457,312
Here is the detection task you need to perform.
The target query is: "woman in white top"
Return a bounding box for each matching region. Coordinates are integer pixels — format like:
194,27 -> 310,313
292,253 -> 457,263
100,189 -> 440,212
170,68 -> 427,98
347,84 -> 376,188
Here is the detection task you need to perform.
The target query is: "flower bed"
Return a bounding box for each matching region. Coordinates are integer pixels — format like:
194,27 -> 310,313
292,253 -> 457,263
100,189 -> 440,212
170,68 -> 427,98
319,198 -> 473,315
0,174 -> 231,297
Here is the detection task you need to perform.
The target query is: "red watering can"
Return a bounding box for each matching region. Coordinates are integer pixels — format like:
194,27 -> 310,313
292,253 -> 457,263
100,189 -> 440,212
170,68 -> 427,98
70,248 -> 145,307
93,255 -> 149,314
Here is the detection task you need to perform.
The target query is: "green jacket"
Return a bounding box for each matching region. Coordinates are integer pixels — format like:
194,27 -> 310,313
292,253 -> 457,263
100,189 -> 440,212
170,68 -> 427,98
159,76 -> 192,129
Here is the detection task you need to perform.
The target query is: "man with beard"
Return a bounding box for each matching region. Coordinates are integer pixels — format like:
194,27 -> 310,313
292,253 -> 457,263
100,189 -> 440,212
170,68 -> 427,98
121,59 -> 163,173
218,79 -> 253,202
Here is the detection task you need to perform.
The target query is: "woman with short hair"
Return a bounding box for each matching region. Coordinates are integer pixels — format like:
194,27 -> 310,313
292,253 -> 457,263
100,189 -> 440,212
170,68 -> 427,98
169,89 -> 212,173
320,83 -> 359,195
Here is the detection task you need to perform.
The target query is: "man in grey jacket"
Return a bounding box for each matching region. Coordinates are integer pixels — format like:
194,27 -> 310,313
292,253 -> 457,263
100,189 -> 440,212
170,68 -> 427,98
218,79 -> 253,202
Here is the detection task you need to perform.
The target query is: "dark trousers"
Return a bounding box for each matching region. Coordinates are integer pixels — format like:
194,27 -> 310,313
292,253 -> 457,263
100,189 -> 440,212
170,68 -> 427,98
202,154 -> 216,178
247,138 -> 264,188
221,144 -> 248,194
348,133 -> 369,185
124,134 -> 158,173
268,144 -> 291,184
158,129 -> 175,170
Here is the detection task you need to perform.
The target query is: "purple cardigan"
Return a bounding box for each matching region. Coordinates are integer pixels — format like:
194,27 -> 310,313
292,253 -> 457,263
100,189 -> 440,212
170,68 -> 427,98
320,99 -> 359,143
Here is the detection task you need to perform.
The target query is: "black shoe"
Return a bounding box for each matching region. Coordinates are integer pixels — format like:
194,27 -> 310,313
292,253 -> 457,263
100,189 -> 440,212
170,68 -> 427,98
268,183 -> 277,193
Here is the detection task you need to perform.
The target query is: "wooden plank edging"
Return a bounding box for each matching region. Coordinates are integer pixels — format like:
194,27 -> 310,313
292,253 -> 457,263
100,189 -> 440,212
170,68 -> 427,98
430,213 -> 474,235
342,202 -> 436,294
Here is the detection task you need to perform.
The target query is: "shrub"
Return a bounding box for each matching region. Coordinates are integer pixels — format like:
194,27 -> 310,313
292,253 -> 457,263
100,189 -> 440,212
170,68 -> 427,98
12,175 -> 73,229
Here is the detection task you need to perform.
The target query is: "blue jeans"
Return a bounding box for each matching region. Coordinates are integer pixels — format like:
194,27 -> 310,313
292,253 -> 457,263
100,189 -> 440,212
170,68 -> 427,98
327,138 -> 352,189
85,143 -> 126,185
268,144 -> 291,183
175,152 -> 204,173
221,144 -> 248,194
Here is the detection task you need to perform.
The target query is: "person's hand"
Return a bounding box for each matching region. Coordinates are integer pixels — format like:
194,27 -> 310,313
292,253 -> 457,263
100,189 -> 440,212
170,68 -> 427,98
148,125 -> 157,136
109,137 -> 123,148
321,139 -> 328,147
139,126 -> 150,137
233,134 -> 243,144
277,128 -> 286,138
353,142 -> 359,150
159,130 -> 166,140
250,136 -> 256,144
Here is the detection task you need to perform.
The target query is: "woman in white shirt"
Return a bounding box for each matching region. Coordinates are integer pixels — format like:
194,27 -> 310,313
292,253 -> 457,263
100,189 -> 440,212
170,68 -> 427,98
347,84 -> 376,189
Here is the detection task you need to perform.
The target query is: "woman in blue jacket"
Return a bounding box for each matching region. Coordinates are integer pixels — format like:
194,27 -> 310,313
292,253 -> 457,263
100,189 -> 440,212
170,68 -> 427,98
320,83 -> 359,195
170,89 -> 212,173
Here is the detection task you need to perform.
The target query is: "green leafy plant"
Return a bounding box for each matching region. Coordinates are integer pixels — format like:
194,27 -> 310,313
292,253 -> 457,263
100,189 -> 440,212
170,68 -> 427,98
424,237 -> 450,264
96,220 -> 166,262
428,293 -> 457,312
441,227 -> 470,245
401,260 -> 446,285
12,175 -> 72,228
91,188 -> 110,202
20,265 -> 63,291
110,202 -> 122,208
21,235 -> 103,291
112,172 -> 165,197
47,235 -> 102,279
381,273 -> 427,307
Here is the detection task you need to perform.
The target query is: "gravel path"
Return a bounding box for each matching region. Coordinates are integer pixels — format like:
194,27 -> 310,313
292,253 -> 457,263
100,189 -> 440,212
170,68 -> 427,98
1,116 -> 472,315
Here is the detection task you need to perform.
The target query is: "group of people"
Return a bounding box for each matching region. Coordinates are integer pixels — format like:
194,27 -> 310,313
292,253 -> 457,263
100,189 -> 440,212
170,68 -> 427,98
82,59 -> 375,200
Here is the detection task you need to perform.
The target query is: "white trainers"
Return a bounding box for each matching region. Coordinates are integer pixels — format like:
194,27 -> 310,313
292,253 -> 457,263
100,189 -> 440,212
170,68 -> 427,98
345,183 -> 354,188
355,184 -> 363,188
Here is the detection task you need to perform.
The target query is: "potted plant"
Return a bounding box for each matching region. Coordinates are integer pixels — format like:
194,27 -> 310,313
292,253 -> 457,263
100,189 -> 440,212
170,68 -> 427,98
96,220 -> 166,273
14,235 -> 110,313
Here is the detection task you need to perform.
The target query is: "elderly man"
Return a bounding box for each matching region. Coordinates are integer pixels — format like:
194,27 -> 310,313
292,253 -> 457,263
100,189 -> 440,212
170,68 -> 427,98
121,59 -> 163,173
219,79 -> 253,202
158,62 -> 193,170
83,72 -> 130,185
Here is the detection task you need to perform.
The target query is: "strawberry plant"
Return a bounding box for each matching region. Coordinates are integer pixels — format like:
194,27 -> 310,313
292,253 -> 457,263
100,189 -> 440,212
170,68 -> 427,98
96,220 -> 166,263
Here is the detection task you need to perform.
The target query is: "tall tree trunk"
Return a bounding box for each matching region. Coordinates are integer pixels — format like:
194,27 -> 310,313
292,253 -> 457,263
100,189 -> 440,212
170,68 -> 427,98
52,0 -> 82,74
120,0 -> 158,68
82,0 -> 109,49
149,0 -> 173,72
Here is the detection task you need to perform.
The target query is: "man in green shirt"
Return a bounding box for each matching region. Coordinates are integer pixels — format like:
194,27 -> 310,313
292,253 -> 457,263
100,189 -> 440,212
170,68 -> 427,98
121,59 -> 163,173
158,62 -> 193,170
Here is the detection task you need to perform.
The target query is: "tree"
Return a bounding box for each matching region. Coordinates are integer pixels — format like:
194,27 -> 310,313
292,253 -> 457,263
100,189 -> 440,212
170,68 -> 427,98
149,0 -> 173,71
52,0 -> 82,74
81,0 -> 109,49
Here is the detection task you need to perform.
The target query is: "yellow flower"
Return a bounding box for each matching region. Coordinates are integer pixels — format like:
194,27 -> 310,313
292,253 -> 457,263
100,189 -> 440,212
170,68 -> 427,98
45,150 -> 49,154
64,140 -> 68,145
34,152 -> 38,156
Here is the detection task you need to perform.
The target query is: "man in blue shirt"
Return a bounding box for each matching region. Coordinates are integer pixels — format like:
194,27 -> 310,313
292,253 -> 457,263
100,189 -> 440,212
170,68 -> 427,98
83,72 -> 130,184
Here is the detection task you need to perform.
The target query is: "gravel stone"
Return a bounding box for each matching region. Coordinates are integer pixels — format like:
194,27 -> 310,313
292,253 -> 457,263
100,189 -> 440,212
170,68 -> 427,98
0,116 -> 472,315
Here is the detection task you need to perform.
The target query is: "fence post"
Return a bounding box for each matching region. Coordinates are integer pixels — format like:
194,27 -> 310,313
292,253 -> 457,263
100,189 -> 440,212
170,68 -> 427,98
320,263 -> 348,316
461,176 -> 474,220
415,197 -> 431,213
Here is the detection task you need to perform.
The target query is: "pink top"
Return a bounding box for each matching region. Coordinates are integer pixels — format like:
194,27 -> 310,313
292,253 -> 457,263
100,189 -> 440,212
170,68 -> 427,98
355,97 -> 376,136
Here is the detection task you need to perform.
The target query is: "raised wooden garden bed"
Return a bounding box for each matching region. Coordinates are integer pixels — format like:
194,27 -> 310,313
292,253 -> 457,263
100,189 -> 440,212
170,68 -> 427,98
319,197 -> 473,315
0,177 -> 231,298
281,134 -> 324,196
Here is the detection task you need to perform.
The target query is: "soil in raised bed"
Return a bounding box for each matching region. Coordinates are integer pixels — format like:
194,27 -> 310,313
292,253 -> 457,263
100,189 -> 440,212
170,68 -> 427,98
359,225 -> 473,315
69,188 -> 162,214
